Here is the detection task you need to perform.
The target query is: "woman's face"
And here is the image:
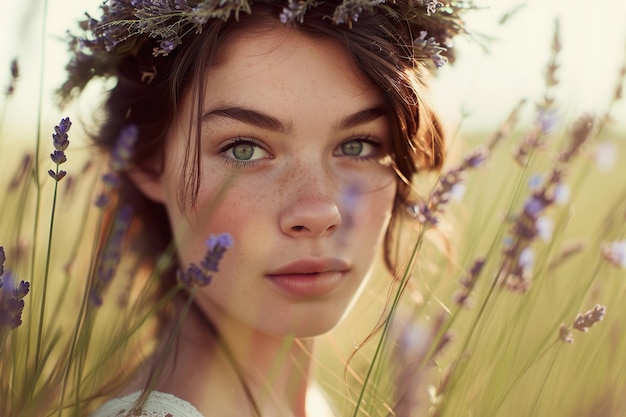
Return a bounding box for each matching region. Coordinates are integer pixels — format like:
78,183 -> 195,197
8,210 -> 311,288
141,27 -> 397,337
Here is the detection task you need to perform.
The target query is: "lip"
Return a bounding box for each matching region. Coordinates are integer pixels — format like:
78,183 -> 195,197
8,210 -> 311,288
266,258 -> 351,297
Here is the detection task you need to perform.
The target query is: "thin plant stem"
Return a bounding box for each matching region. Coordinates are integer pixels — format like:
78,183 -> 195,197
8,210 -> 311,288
351,227 -> 427,417
34,173 -> 61,373
29,0 -> 51,374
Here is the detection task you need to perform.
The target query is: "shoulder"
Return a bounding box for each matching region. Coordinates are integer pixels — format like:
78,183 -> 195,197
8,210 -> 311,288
91,391 -> 205,417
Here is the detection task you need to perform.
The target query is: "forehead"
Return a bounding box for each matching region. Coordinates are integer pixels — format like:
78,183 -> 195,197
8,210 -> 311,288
199,26 -> 386,112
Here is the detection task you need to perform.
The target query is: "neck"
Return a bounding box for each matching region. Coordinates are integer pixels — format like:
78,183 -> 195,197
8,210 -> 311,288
153,300 -> 313,417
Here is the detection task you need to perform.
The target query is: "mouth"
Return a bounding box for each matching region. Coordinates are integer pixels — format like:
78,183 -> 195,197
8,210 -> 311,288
265,258 -> 351,297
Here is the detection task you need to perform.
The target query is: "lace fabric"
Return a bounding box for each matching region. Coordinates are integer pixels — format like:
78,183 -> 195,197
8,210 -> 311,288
91,391 -> 205,417
91,384 -> 335,417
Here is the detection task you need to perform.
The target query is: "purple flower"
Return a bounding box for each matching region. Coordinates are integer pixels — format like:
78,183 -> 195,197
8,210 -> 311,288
523,196 -> 546,218
518,247 -> 535,269
49,117 -> 72,182
536,216 -> 553,241
96,125 -> 138,208
5,59 -> 19,96
602,240 -> 626,269
413,31 -> 448,69
109,125 -> 138,172
553,183 -> 570,205
280,0 -> 309,24
528,174 -> 543,190
52,117 -> 71,151
0,246 -> 5,277
90,205 -> 133,306
0,270 -> 30,330
332,0 -> 384,25
179,233 -> 234,289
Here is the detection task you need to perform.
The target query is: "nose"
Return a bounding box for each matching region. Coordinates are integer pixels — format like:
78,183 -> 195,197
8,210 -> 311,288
279,166 -> 342,238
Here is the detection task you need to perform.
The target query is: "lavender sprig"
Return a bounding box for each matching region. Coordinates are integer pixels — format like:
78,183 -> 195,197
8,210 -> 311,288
453,257 -> 486,308
331,0 -> 384,26
512,21 -> 561,165
501,114 -> 594,292
408,146 -> 489,226
178,233 -> 234,288
0,246 -> 5,277
48,117 -> 72,182
60,0 -> 476,102
413,30 -> 448,68
96,125 -> 138,208
559,304 -> 606,344
90,206 -> 134,306
4,59 -> 19,97
35,118 -> 73,368
0,272 -> 30,330
0,249 -> 30,331
279,0 -> 319,24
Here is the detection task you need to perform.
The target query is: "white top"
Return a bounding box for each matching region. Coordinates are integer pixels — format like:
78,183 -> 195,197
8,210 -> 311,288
91,386 -> 335,417
91,391 -> 204,417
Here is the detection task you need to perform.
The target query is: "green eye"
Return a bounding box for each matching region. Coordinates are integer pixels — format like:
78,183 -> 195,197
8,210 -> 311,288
340,140 -> 364,156
222,138 -> 269,163
336,138 -> 379,158
232,143 -> 255,160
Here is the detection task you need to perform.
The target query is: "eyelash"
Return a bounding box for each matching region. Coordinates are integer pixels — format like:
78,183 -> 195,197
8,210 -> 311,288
338,136 -> 383,161
219,136 -> 269,168
218,135 -> 384,168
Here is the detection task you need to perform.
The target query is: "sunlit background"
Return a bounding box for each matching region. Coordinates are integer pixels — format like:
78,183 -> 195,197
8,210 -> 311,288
0,0 -> 625,140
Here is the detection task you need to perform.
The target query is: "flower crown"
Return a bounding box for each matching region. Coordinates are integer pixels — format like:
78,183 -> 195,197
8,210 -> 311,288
59,0 -> 475,102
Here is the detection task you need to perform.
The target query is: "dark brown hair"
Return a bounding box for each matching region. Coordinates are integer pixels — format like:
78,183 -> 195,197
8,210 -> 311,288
94,1 -> 445,278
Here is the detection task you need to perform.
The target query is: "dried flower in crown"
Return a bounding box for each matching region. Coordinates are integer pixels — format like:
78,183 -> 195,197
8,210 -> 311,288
58,0 -> 476,101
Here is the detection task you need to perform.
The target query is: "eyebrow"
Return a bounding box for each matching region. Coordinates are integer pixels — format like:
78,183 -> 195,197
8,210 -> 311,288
202,105 -> 388,133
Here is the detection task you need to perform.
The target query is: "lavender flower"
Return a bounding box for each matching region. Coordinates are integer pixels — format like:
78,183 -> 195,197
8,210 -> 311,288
0,246 -> 5,277
90,205 -> 133,306
560,304 -> 607,344
573,304 -> 606,333
332,0 -> 384,25
0,270 -> 30,330
536,217 -> 553,241
417,0 -> 443,16
96,125 -> 138,208
453,257 -> 486,308
502,115 -> 595,292
48,117 -> 72,182
408,146 -> 489,225
602,240 -> 626,268
5,59 -> 19,96
413,31 -> 448,68
178,233 -> 234,289
280,0 -> 315,24
512,23 -> 562,165
559,324 -> 573,344
557,114 -> 595,164
553,183 -> 570,205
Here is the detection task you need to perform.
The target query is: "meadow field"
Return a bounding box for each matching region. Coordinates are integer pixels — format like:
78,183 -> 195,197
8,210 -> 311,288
1,1 -> 626,416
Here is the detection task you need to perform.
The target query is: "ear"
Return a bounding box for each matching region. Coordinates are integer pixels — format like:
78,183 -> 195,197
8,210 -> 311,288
127,167 -> 165,203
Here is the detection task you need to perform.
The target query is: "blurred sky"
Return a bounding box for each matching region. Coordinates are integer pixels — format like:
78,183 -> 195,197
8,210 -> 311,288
0,0 -> 625,140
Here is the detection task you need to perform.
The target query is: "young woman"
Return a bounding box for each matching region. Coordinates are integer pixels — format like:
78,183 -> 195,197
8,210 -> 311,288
60,1 -> 471,415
